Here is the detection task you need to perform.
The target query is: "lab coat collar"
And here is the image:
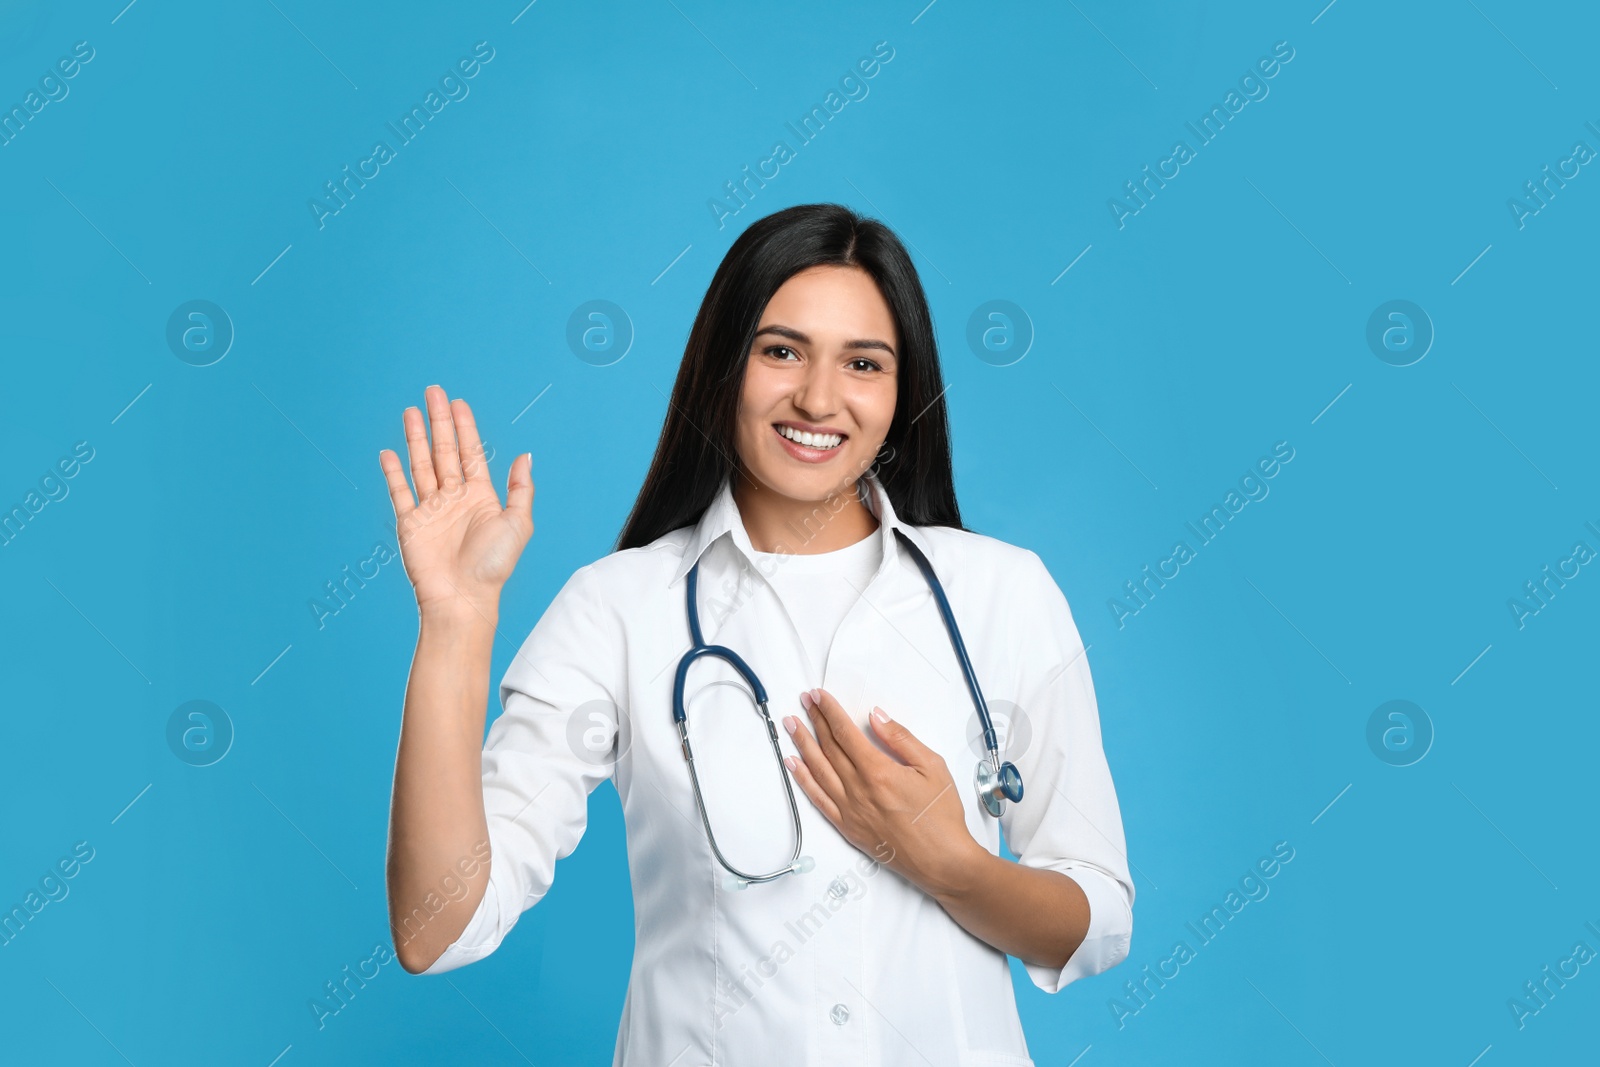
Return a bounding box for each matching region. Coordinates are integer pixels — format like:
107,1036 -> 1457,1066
668,468 -> 932,587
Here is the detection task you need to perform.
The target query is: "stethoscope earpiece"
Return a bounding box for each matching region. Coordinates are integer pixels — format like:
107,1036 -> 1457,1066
722,854 -> 813,892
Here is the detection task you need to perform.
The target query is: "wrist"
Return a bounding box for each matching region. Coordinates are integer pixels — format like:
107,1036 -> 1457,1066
418,596 -> 500,631
923,837 -> 994,906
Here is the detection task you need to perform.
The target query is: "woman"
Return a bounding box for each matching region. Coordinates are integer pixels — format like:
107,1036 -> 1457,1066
381,203 -> 1133,1066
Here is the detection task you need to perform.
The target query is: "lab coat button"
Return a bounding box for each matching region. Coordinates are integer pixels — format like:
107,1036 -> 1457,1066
830,1003 -> 850,1025
828,877 -> 848,899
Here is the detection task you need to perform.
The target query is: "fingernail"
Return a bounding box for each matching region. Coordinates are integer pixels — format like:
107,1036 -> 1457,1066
782,715 -> 798,734
799,691 -> 814,711
810,688 -> 822,704
784,756 -> 799,772
870,706 -> 889,725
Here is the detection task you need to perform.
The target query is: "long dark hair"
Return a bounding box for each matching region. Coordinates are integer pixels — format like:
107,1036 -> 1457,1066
614,202 -> 964,551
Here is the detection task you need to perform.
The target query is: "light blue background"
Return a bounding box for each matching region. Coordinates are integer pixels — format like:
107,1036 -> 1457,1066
3,0 -> 1596,1064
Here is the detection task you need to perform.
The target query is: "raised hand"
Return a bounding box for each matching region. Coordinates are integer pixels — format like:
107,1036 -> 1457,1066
378,385 -> 534,617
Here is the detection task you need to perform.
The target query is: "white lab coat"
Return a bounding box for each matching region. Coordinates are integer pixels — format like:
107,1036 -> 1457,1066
423,470 -> 1134,1067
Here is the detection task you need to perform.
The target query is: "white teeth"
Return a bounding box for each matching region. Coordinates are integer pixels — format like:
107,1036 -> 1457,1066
777,425 -> 842,449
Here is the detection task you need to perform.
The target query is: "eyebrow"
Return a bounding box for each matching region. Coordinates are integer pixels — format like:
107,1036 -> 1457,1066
753,324 -> 897,360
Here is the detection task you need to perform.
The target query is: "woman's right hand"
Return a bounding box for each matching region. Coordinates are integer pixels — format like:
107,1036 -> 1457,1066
379,385 -> 534,618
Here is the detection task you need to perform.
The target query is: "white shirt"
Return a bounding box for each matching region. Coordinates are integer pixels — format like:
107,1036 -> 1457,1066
423,471 -> 1135,1067
749,526 -> 883,678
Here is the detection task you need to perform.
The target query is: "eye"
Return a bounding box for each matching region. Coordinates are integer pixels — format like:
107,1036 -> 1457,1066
847,356 -> 883,372
763,345 -> 800,361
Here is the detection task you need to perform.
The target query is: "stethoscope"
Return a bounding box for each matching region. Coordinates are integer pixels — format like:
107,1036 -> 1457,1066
672,528 -> 1024,890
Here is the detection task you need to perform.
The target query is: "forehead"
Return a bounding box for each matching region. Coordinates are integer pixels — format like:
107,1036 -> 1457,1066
759,266 -> 897,342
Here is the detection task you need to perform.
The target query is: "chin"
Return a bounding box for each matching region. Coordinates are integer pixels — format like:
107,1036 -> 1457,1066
751,454 -> 863,503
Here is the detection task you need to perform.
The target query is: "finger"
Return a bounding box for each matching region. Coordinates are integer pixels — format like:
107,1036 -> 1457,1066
504,452 -> 535,536
783,713 -> 847,808
803,688 -> 879,776
425,385 -> 463,490
867,706 -> 938,770
783,754 -> 842,825
451,397 -> 491,484
402,404 -> 437,497
378,449 -> 416,522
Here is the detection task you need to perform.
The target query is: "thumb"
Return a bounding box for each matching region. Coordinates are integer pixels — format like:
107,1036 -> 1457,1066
504,453 -> 535,533
869,707 -> 937,768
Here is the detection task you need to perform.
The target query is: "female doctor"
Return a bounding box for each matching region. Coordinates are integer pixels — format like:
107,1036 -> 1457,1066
381,203 -> 1133,1066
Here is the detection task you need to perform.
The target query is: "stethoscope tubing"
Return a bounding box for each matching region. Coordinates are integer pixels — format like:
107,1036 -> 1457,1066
673,565 -> 806,884
674,527 -> 1020,886
890,530 -> 1002,760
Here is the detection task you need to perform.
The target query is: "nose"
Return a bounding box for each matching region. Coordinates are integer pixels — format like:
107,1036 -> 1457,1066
791,357 -> 840,420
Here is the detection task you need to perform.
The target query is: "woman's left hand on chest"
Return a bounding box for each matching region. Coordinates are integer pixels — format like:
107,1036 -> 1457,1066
782,688 -> 983,898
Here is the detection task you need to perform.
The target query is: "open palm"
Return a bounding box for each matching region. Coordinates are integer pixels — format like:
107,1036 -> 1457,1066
378,385 -> 534,615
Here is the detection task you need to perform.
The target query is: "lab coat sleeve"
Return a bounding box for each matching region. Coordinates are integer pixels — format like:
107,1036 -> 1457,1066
421,562 -> 622,975
998,550 -> 1135,994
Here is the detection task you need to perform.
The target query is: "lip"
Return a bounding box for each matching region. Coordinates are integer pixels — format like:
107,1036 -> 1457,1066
775,419 -> 847,436
772,422 -> 846,464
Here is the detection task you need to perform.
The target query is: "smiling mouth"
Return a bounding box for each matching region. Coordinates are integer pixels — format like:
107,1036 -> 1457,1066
774,423 -> 845,451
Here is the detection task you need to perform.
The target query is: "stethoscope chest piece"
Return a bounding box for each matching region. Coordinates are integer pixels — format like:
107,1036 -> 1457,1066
975,756 -> 1024,818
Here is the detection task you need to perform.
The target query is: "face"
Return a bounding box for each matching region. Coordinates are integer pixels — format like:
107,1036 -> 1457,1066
734,265 -> 900,503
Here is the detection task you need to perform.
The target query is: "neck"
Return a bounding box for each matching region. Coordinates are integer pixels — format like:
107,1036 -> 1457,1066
732,471 -> 880,554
